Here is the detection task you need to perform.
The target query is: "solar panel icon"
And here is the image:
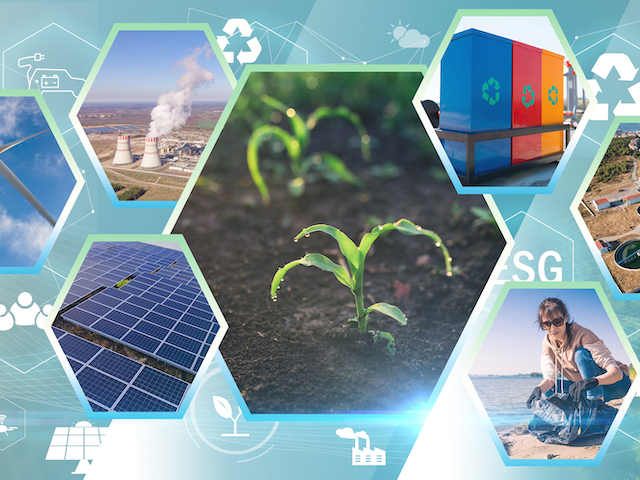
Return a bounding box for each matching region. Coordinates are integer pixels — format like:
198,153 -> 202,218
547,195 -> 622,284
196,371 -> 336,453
45,421 -> 108,475
51,240 -> 227,415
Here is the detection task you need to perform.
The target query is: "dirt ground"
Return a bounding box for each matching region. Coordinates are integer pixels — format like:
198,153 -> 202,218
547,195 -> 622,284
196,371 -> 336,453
173,111 -> 504,413
581,155 -> 640,293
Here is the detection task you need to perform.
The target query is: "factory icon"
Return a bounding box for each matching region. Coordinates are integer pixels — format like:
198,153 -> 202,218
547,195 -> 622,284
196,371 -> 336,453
336,427 -> 386,466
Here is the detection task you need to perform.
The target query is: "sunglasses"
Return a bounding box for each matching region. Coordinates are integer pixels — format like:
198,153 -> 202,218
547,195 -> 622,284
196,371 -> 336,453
541,316 -> 566,330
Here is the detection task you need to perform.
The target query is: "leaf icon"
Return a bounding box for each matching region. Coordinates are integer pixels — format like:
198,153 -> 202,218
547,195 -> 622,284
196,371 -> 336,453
213,396 -> 233,419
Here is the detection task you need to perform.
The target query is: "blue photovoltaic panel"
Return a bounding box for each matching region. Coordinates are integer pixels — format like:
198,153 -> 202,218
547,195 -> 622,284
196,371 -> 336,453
59,242 -> 221,375
89,350 -> 143,383
53,328 -> 190,412
114,387 -> 175,412
76,367 -> 129,407
132,367 -> 188,406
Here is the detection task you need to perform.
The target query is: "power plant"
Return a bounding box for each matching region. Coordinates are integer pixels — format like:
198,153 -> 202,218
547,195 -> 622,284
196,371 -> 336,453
140,136 -> 162,169
112,135 -> 134,165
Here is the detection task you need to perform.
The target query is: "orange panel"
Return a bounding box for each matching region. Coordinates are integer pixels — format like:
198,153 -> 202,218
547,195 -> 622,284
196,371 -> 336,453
541,49 -> 564,157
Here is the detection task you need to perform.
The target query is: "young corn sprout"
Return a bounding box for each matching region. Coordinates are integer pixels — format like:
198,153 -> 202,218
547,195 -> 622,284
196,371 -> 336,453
247,94 -> 371,205
270,219 -> 453,355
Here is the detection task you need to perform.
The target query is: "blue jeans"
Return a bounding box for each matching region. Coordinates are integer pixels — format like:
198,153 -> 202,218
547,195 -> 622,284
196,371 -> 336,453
544,347 -> 631,401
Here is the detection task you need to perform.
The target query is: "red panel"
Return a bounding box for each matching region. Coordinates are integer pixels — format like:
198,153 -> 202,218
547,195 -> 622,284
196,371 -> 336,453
512,41 -> 542,164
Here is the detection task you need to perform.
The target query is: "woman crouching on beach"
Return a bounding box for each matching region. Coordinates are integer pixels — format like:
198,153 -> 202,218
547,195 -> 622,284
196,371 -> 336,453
526,297 -> 631,408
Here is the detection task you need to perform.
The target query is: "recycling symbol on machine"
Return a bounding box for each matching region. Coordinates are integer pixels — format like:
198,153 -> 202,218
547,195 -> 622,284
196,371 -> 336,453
522,85 -> 535,108
217,18 -> 262,65
482,77 -> 500,105
548,85 -> 558,105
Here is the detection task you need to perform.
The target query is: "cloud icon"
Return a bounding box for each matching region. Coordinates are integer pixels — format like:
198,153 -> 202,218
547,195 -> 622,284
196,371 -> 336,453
398,28 -> 430,49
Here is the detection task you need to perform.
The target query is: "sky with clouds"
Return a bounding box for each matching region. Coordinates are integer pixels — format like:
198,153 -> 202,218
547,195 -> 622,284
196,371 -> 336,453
470,289 -> 631,376
84,30 -> 234,103
0,96 -> 75,267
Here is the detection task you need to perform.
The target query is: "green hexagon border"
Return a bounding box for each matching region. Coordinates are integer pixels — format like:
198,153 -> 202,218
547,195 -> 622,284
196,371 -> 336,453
69,23 -> 237,210
462,281 -> 639,466
43,233 -> 229,419
412,9 -> 596,195
0,89 -> 84,274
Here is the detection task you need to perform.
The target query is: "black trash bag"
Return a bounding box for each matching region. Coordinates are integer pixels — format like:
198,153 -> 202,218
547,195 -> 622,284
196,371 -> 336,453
528,393 -> 618,445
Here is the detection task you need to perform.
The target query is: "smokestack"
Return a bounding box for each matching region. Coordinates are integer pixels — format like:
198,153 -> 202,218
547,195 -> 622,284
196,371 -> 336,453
140,137 -> 162,169
112,135 -> 134,165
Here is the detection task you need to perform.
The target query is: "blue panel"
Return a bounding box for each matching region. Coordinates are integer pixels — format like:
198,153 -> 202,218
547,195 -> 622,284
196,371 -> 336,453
181,313 -> 212,331
68,358 -> 83,373
92,319 -> 128,339
105,309 -> 139,328
163,299 -> 189,311
186,306 -> 212,320
152,304 -> 182,320
166,332 -> 201,354
194,357 -> 204,371
102,287 -> 131,301
62,308 -> 100,327
200,343 -> 210,357
59,334 -> 101,362
77,300 -> 112,317
89,350 -> 143,383
90,292 -> 124,308
155,344 -> 196,369
117,302 -> 148,318
191,300 -> 212,313
122,330 -> 161,352
89,401 -> 108,412
133,367 -> 188,405
114,388 -> 176,412
76,368 -> 128,408
52,326 -> 66,339
140,291 -> 166,304
174,322 -> 207,341
134,321 -> 170,341
167,293 -> 192,306
143,311 -> 176,329
127,296 -> 156,310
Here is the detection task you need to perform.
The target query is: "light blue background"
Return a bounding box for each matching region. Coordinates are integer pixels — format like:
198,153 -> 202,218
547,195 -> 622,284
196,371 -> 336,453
1,1 -> 640,479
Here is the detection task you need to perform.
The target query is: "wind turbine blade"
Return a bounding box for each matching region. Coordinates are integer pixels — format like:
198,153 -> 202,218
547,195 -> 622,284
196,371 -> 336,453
0,159 -> 56,226
0,129 -> 50,155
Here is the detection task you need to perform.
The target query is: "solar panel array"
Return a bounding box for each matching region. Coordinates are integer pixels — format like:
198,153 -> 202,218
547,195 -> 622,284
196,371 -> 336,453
53,327 -> 189,412
55,242 -> 220,412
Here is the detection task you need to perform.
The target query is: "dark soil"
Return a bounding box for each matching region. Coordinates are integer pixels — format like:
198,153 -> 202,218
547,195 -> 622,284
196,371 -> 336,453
174,112 -> 504,414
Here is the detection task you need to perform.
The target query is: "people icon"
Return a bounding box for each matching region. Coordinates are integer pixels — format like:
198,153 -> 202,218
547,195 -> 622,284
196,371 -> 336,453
0,305 -> 14,331
35,304 -> 52,329
11,292 -> 41,326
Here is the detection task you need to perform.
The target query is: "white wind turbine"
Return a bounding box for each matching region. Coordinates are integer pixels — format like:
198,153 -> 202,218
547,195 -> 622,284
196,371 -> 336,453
0,129 -> 55,226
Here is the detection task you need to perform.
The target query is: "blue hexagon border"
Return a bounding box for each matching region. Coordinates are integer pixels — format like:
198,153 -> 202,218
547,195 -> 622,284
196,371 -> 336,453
462,281 -> 639,466
68,23 -> 237,210
412,9 -> 596,196
0,89 -> 84,275
43,233 -> 229,420
574,117 -> 640,301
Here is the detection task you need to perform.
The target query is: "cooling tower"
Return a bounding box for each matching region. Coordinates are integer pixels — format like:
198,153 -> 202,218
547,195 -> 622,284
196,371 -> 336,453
112,135 -> 134,165
140,136 -> 162,169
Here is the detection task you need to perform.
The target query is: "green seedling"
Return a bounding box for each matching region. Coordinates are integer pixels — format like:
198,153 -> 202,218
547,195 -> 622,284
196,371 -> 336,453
270,219 -> 453,355
247,94 -> 371,205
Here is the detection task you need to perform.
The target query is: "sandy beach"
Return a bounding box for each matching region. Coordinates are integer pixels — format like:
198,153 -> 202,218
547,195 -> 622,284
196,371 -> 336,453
499,399 -> 623,459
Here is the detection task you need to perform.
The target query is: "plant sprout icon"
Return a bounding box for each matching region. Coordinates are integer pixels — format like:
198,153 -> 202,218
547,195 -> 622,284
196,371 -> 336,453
213,396 -> 249,437
0,415 -> 18,436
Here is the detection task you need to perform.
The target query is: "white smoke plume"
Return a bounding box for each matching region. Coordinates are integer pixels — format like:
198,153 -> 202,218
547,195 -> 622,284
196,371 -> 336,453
148,43 -> 215,138
335,428 -> 370,450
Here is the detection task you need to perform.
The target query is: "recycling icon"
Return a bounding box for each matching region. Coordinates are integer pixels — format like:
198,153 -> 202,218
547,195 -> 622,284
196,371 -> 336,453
521,84 -> 535,108
217,18 -> 262,65
482,77 -> 500,105
548,85 -> 558,105
589,53 -> 640,121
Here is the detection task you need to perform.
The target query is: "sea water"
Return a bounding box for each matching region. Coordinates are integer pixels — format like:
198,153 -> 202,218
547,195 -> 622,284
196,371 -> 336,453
470,376 -> 547,432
